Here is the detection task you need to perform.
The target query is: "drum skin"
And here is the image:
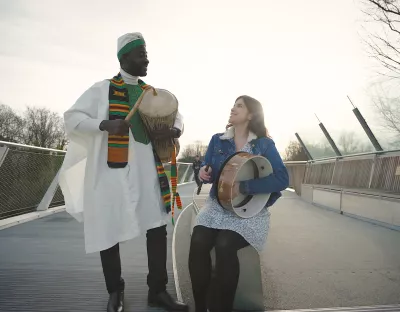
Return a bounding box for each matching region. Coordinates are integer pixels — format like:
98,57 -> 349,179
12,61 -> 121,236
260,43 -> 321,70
216,152 -> 273,218
139,88 -> 178,117
138,88 -> 180,162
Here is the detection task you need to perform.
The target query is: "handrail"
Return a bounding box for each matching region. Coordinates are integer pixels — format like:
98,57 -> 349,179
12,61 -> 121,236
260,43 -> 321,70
0,140 -> 193,165
307,149 -> 400,163
0,141 -> 66,153
282,149 -> 400,165
5,139 -> 400,166
284,161 -> 308,165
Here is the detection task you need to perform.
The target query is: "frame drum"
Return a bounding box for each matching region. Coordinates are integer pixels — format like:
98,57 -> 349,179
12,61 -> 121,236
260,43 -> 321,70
216,152 -> 273,218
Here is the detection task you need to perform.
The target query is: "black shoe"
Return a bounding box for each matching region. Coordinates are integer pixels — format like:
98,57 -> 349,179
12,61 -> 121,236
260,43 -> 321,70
148,290 -> 188,311
107,279 -> 124,312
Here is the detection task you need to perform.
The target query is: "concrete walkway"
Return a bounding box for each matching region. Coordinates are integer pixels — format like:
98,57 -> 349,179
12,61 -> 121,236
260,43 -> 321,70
0,182 -> 195,312
1,181 -> 399,311
262,191 -> 400,310
175,186 -> 400,311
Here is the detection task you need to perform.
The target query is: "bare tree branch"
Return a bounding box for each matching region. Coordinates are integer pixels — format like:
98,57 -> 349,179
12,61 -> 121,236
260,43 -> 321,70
362,0 -> 400,78
337,131 -> 372,154
368,0 -> 400,16
0,104 -> 24,142
178,141 -> 208,162
0,104 -> 67,149
22,106 -> 66,149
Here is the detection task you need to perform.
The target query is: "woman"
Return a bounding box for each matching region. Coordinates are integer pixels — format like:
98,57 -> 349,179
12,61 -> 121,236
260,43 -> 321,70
188,95 -> 289,312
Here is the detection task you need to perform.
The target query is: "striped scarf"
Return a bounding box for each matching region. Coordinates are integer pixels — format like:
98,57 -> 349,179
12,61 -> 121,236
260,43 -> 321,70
153,149 -> 171,215
107,74 -> 148,167
170,146 -> 182,225
107,73 -> 173,217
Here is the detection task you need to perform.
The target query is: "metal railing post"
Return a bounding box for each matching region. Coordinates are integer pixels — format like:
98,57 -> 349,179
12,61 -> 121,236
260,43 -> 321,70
181,165 -> 190,184
37,169 -> 61,211
0,145 -> 8,168
189,172 -> 194,182
368,154 -> 377,189
330,158 -> 338,185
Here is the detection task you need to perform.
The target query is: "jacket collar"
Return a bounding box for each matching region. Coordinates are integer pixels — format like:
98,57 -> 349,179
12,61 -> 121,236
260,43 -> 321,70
219,126 -> 257,143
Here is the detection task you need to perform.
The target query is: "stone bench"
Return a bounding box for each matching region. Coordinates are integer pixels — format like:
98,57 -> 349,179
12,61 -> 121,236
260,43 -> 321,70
192,186 -> 264,311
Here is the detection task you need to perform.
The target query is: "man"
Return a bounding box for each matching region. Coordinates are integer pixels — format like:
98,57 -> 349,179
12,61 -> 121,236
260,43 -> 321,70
58,33 -> 188,312
192,155 -> 202,187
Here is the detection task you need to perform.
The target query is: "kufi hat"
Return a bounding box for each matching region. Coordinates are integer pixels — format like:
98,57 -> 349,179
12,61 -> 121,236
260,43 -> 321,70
117,32 -> 145,61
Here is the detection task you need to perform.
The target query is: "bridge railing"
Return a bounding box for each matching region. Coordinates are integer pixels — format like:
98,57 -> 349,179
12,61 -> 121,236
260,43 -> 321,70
283,161 -> 307,195
284,149 -> 400,196
0,141 -> 194,220
3,139 -> 398,219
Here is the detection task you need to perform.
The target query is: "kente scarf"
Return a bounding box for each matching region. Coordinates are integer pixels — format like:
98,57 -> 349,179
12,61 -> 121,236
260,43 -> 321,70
107,73 -> 182,221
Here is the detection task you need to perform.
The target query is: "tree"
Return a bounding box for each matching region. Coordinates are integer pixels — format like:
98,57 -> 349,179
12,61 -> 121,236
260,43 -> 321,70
362,0 -> 400,79
306,141 -> 337,159
21,106 -> 66,149
363,79 -> 400,147
368,82 -> 400,146
336,131 -> 373,154
360,1 -> 400,146
0,104 -> 24,143
283,141 -> 309,161
284,132 -> 374,161
178,140 -> 208,162
373,94 -> 400,134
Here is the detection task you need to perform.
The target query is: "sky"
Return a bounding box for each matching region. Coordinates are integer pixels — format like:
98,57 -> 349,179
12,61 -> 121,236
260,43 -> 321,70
0,0 -> 391,155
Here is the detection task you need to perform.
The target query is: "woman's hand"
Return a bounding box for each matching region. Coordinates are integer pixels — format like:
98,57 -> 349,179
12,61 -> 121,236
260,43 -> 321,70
199,166 -> 212,182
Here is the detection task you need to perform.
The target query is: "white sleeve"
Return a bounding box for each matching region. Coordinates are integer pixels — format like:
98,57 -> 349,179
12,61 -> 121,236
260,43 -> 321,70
173,110 -> 184,131
64,82 -> 105,136
75,118 -> 103,133
63,81 -> 109,148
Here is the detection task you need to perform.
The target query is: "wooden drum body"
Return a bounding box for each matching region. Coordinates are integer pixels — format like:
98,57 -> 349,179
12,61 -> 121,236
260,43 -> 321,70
216,152 -> 273,218
138,88 -> 180,162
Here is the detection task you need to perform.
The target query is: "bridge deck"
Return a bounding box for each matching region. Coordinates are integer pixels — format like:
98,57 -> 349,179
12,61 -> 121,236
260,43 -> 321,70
0,183 -> 195,312
1,182 -> 400,311
0,211 -> 177,312
190,187 -> 400,310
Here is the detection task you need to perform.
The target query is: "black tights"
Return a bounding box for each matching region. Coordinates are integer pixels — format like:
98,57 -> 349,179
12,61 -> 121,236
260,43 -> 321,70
189,225 -> 249,312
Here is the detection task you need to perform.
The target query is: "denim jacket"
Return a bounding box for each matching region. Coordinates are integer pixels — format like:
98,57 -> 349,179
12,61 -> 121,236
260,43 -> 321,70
201,128 -> 289,208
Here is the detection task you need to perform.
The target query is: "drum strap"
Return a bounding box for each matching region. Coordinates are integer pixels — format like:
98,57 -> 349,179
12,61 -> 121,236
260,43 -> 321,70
170,145 -> 182,225
107,73 -> 173,217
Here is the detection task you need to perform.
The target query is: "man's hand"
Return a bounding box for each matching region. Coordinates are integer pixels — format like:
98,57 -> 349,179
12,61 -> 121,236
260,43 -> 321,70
150,127 -> 181,140
100,120 -> 131,136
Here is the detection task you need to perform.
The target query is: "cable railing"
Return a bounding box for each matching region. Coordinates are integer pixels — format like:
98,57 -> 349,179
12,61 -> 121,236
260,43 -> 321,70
0,141 -> 194,220
284,149 -> 400,196
2,138 -> 399,219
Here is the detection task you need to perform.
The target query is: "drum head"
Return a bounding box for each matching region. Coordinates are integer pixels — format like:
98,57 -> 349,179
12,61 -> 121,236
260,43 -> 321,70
233,155 -> 273,218
216,152 -> 273,218
139,88 -> 178,117
231,160 -> 258,207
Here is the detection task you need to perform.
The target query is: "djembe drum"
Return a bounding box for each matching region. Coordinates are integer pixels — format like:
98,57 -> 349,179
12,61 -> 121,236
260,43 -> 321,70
216,152 -> 273,218
125,86 -> 180,163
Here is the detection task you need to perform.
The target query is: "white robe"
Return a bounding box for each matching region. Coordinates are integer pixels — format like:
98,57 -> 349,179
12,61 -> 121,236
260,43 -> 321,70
58,74 -> 184,254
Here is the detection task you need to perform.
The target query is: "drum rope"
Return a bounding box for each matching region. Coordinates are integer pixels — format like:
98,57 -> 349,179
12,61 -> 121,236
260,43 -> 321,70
125,85 -> 157,121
